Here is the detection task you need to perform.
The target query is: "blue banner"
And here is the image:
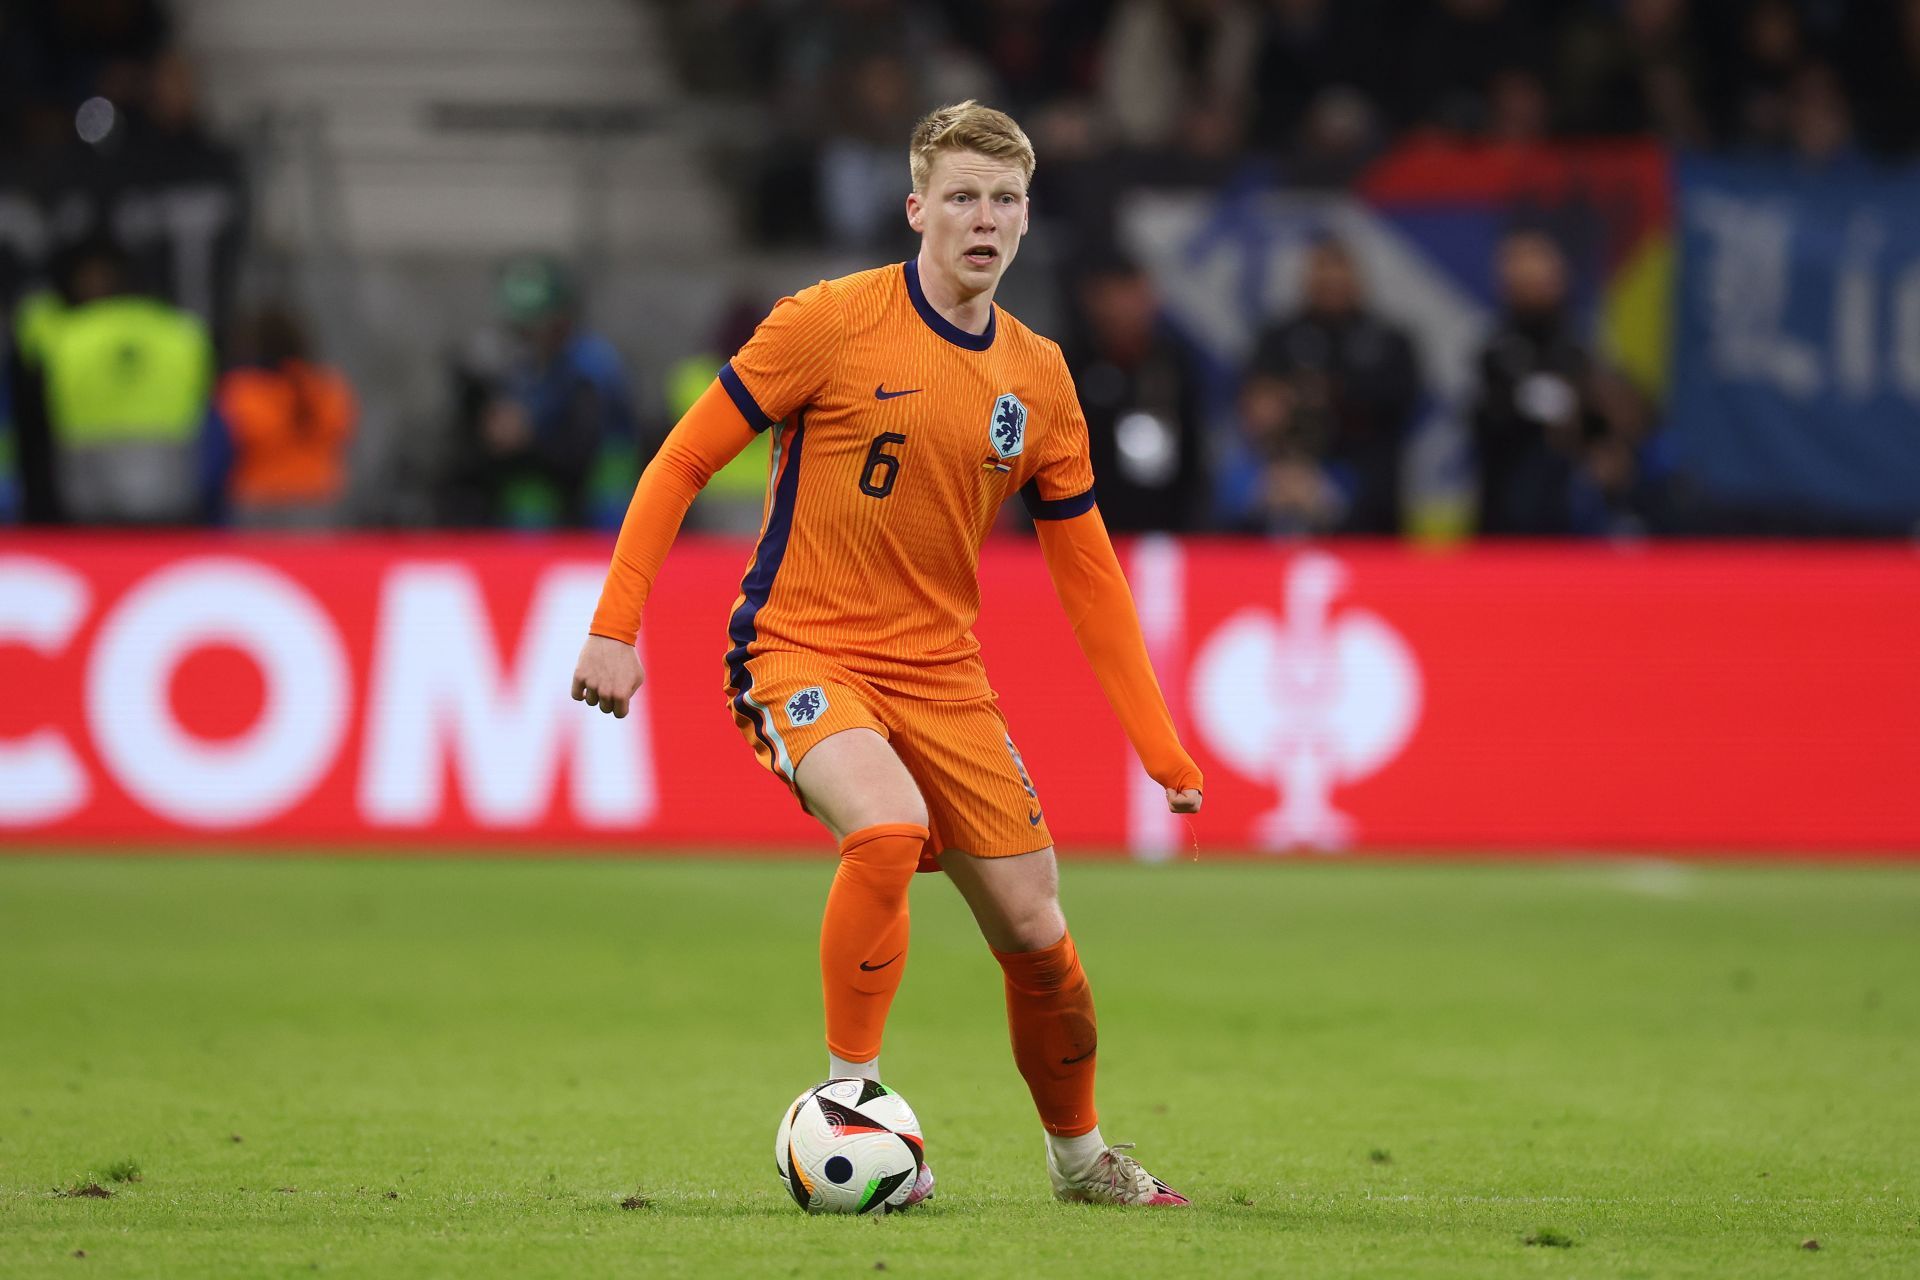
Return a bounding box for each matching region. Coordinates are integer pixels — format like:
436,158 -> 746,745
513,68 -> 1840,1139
1671,156 -> 1920,527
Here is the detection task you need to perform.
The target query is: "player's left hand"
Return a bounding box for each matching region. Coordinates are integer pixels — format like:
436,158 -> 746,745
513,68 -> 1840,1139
1165,787 -> 1201,814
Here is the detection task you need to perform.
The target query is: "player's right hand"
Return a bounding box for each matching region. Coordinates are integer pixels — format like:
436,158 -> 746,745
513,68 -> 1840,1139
571,634 -> 645,718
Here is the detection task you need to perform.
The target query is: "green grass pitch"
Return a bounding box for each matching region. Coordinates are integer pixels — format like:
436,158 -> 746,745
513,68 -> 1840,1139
1,855 -> 1915,1278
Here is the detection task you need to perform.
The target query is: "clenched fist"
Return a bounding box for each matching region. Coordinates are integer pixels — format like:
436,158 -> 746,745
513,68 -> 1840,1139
571,634 -> 645,718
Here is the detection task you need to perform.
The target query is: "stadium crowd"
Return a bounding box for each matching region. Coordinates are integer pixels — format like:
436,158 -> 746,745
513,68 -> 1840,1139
689,0 -> 1920,237
4,0 -> 1918,535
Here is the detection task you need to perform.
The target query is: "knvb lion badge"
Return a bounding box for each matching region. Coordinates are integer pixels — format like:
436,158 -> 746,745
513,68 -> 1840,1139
982,393 -> 1026,473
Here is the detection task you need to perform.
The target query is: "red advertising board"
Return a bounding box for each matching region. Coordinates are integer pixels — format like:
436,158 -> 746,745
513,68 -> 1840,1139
2,535 -> 1915,856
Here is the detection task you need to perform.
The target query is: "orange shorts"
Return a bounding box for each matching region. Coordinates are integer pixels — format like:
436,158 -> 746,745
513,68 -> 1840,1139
725,649 -> 1053,870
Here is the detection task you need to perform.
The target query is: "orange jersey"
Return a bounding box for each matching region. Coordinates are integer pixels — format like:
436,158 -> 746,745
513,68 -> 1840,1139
714,260 -> 1094,699
589,260 -> 1203,794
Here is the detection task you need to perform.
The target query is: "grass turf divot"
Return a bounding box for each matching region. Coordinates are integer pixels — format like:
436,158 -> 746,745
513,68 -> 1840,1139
53,1183 -> 111,1200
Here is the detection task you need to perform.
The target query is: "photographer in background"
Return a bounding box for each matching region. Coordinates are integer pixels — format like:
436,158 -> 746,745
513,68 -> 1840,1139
1065,254 -> 1209,533
1230,237 -> 1418,535
447,256 -> 642,529
1470,228 -> 1648,536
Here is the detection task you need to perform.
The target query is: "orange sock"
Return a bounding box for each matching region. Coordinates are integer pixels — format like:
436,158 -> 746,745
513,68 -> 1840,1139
993,931 -> 1099,1137
820,822 -> 928,1063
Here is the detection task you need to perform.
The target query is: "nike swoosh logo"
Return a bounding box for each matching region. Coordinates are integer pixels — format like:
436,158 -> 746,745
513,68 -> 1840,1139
1027,809 -> 1044,826
874,385 -> 922,400
1061,1045 -> 1096,1065
859,953 -> 902,972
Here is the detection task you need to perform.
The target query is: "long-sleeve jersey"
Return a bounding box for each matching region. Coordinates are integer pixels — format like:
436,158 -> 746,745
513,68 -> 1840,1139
590,260 -> 1201,792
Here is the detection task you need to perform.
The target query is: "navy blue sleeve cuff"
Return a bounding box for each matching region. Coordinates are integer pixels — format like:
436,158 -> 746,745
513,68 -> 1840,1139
717,361 -> 774,432
1021,481 -> 1097,520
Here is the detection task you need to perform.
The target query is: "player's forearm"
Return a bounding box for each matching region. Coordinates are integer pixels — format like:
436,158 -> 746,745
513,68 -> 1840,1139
589,378 -> 758,644
1035,509 -> 1204,793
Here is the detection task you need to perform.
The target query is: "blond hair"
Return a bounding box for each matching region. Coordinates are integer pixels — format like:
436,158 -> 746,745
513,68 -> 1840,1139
908,100 -> 1036,193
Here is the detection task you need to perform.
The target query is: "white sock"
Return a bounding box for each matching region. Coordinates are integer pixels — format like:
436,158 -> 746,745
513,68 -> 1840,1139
828,1052 -> 880,1082
1047,1126 -> 1108,1177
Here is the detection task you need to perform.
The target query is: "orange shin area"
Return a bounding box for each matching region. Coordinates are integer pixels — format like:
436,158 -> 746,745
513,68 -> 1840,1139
993,931 -> 1099,1137
819,822 -> 928,1062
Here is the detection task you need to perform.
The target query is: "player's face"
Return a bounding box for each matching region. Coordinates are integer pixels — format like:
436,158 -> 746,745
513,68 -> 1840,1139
906,150 -> 1029,296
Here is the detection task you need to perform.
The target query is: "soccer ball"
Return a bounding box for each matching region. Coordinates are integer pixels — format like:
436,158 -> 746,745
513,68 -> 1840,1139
774,1078 -> 925,1214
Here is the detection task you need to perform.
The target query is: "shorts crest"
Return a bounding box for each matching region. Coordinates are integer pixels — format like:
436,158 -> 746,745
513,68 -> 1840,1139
989,393 -> 1027,459
785,686 -> 828,727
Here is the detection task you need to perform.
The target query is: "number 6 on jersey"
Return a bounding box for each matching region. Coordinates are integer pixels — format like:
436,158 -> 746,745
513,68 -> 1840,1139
860,432 -> 907,498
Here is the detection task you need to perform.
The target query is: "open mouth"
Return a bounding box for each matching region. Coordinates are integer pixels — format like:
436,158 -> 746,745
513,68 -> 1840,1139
963,245 -> 999,267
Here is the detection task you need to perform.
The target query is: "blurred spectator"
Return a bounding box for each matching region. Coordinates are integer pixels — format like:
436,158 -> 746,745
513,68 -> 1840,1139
1098,0 -> 1259,151
1065,254 -> 1210,533
937,0 -> 1108,116
1558,0 -> 1708,144
1784,60 -> 1858,167
1245,0 -> 1380,157
1484,67 -> 1553,144
116,51 -> 248,342
217,304 -> 357,527
817,50 -> 921,250
1231,238 -> 1419,535
1709,0 -> 1805,149
663,293 -> 772,535
725,0 -> 952,247
1289,85 -> 1387,187
10,234 -> 217,524
2,43 -> 245,345
1469,229 -> 1645,536
446,256 -> 642,529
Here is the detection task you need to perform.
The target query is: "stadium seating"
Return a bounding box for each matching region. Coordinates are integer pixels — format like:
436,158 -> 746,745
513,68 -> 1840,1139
175,0 -> 726,257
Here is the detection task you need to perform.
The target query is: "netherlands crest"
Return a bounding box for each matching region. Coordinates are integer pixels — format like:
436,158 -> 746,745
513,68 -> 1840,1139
785,686 -> 828,727
989,393 -> 1027,459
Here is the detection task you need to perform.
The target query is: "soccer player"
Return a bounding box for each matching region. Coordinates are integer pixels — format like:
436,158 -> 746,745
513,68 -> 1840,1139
573,101 -> 1202,1207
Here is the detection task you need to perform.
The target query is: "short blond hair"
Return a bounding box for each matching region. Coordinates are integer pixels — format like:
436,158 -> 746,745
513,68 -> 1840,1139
908,100 -> 1036,193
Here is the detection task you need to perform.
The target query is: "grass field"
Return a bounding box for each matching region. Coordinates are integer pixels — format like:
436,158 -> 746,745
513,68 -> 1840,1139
1,855 -> 1915,1278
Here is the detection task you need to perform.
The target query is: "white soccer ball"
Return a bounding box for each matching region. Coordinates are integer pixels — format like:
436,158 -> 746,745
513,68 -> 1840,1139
773,1078 -> 925,1214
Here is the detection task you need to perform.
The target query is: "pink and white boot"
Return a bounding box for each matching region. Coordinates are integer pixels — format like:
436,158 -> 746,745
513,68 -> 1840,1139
1048,1141 -> 1190,1206
902,1160 -> 935,1207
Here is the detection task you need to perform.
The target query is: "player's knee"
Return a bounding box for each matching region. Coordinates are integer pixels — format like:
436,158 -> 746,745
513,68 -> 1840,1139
997,900 -> 1067,954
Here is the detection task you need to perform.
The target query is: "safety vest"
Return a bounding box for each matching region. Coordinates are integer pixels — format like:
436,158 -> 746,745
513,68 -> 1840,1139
665,353 -> 770,519
15,292 -> 214,521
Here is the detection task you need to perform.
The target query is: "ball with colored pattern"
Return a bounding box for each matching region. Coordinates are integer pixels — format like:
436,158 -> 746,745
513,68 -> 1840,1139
773,1078 -> 925,1214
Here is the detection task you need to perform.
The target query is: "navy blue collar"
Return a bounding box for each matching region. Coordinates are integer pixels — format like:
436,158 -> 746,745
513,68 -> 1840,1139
903,258 -> 996,351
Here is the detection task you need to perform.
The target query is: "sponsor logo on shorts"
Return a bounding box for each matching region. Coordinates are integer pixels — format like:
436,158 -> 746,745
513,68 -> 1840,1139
785,686 -> 828,727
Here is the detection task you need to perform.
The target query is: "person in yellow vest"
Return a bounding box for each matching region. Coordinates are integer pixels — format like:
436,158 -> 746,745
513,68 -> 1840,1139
657,292 -> 775,534
217,305 -> 358,527
12,237 -> 219,525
